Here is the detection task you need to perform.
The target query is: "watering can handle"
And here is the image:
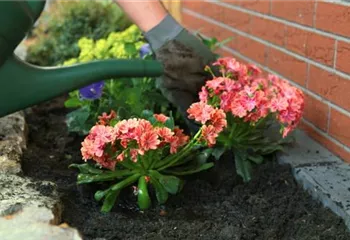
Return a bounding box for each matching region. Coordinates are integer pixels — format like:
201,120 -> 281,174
27,1 -> 47,21
0,1 -> 46,66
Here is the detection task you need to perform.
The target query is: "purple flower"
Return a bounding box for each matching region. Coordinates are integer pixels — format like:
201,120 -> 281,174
140,43 -> 152,58
79,81 -> 105,100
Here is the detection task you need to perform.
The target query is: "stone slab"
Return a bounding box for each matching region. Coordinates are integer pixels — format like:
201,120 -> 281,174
0,174 -> 61,224
293,163 -> 350,230
278,130 -> 343,167
277,129 -> 350,231
0,112 -> 27,175
0,206 -> 82,240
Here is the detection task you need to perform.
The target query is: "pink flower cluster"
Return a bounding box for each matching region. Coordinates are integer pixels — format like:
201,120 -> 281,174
187,102 -> 227,146
81,112 -> 189,170
194,57 -> 304,138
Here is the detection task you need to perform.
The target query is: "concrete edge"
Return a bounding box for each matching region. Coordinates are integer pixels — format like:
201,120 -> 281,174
277,129 -> 350,231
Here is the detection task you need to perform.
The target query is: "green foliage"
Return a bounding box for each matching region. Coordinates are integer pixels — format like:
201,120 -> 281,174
63,25 -> 172,135
195,32 -> 233,58
212,116 -> 295,182
26,0 -> 132,66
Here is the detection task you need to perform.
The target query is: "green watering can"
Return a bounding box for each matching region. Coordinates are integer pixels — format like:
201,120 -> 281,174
0,1 -> 163,117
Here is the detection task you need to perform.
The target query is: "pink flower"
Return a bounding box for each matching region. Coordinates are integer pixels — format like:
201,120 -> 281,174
154,114 -> 169,123
80,125 -> 117,170
211,109 -> 227,133
270,97 -> 289,112
199,86 -> 209,103
247,64 -> 262,76
187,102 -> 215,124
98,110 -> 117,125
205,77 -> 225,92
139,131 -> 160,151
231,101 -> 247,118
202,125 -> 218,147
220,91 -> 235,112
223,78 -> 241,92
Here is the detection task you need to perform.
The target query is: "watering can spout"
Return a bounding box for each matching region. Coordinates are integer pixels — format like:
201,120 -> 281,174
0,55 -> 163,117
0,0 -> 164,117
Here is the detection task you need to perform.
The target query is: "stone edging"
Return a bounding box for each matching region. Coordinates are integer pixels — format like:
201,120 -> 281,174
277,130 -> 350,231
0,111 -> 82,240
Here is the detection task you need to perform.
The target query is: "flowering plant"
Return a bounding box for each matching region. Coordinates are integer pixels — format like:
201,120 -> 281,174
70,108 -> 226,212
187,57 -> 305,182
63,25 -> 173,135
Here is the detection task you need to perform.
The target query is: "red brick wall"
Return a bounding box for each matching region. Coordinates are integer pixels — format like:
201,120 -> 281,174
180,0 -> 350,162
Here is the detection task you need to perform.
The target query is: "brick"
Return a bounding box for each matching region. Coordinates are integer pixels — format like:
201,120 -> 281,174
182,1 -> 201,12
220,0 -> 241,6
308,65 -> 350,111
299,120 -> 350,163
285,25 -> 308,56
336,41 -> 350,75
329,108 -> 350,147
303,94 -> 329,131
182,13 -> 237,51
239,0 -> 270,14
215,48 -> 232,58
183,1 -> 251,33
221,5 -> 251,33
250,16 -> 285,46
306,32 -> 335,66
267,48 -> 308,86
235,35 -> 267,64
271,0 -> 315,27
315,2 -> 350,38
215,48 -> 249,65
182,1 -> 224,22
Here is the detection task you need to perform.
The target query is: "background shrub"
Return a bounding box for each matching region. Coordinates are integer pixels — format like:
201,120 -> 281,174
25,0 -> 131,66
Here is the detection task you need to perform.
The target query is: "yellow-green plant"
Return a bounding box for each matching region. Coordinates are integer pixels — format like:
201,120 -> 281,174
63,25 -> 173,135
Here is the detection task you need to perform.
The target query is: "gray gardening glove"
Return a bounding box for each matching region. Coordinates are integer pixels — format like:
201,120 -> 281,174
144,14 -> 218,133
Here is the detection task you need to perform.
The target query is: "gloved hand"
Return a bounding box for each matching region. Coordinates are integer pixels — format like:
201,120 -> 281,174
144,14 -> 218,134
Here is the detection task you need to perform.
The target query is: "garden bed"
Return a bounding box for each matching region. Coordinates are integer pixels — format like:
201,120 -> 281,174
21,96 -> 350,240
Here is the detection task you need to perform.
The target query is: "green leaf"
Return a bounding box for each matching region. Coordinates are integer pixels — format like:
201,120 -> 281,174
234,150 -> 253,183
164,115 -> 175,130
195,148 -> 214,164
124,42 -> 137,56
137,176 -> 151,210
158,175 -> 181,195
211,146 -> 226,160
77,173 -> 115,184
141,109 -> 154,119
101,189 -> 120,213
65,106 -> 91,134
76,169 -> 136,184
214,37 -> 233,50
111,173 -> 141,192
164,162 -> 214,176
64,97 -> 82,108
259,144 -> 285,155
150,170 -> 181,195
149,175 -> 168,204
69,163 -> 103,174
247,154 -> 264,164
117,107 -> 129,120
94,188 -> 110,202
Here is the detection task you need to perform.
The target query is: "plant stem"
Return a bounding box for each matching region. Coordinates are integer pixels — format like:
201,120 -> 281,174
156,128 -> 202,171
111,173 -> 141,192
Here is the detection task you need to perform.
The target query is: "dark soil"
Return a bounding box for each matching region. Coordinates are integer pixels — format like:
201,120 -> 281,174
22,97 -> 350,240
